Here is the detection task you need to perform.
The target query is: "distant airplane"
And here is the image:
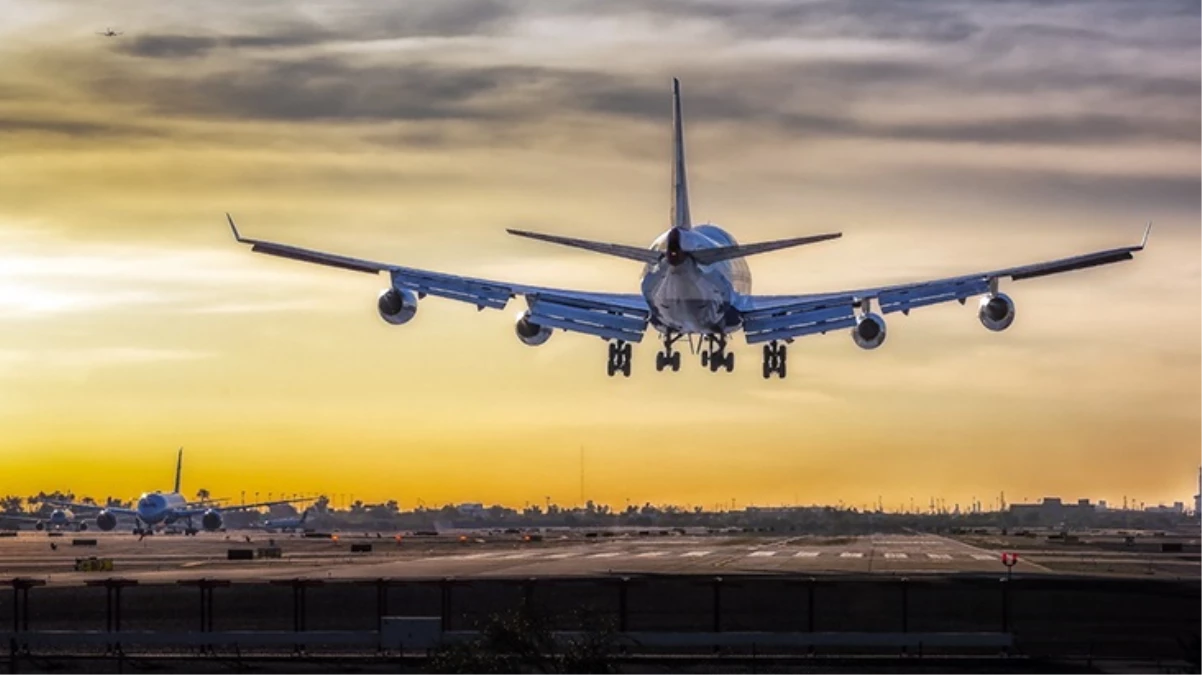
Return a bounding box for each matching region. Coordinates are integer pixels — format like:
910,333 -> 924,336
51,448 -> 306,535
96,27 -> 123,37
256,508 -> 312,533
229,78 -> 1150,379
2,508 -> 90,532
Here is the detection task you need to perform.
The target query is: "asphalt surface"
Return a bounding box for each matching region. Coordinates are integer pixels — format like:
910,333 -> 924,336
0,532 -> 1057,584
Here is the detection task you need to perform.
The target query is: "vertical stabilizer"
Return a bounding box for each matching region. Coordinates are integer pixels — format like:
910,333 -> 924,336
173,447 -> 183,494
671,78 -> 692,231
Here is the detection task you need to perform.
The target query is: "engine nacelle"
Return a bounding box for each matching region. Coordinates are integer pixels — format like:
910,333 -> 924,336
852,313 -> 887,350
77,522 -> 88,532
201,509 -> 223,531
34,521 -> 44,531
514,313 -> 552,347
377,288 -> 418,326
978,292 -> 1016,332
96,510 -> 118,531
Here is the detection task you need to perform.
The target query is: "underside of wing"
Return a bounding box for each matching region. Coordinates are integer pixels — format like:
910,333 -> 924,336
741,226 -> 1149,344
229,214 -> 651,342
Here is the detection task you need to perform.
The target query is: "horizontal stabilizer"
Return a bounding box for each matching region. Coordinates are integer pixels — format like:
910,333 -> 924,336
691,232 -> 842,266
507,229 -> 660,264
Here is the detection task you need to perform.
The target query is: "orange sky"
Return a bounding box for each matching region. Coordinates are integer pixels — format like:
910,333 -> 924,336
0,0 -> 1198,510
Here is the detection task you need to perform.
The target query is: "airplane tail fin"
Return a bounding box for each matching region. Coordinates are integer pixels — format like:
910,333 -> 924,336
690,232 -> 843,265
173,447 -> 183,494
300,509 -> 309,524
671,78 -> 691,231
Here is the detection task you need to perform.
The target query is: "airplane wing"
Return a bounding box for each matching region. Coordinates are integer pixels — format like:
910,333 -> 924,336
177,498 -> 312,517
228,215 -> 652,343
43,499 -> 137,514
738,225 -> 1150,345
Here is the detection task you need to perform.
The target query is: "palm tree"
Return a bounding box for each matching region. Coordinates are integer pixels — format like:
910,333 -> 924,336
195,488 -> 211,502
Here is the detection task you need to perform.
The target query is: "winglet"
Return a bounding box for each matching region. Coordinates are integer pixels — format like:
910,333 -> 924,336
1138,221 -> 1152,250
227,213 -> 245,243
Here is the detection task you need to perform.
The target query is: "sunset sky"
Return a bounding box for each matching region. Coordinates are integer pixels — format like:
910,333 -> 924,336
1,0 -> 1198,511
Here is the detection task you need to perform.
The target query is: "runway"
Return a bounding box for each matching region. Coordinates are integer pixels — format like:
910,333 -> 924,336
0,532 -> 1046,584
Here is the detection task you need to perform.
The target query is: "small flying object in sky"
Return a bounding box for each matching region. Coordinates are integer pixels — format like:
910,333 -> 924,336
96,27 -> 123,37
229,78 -> 1150,379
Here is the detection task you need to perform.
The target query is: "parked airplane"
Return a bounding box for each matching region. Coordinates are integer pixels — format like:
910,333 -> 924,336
255,508 -> 312,533
229,78 -> 1149,379
52,449 -> 304,535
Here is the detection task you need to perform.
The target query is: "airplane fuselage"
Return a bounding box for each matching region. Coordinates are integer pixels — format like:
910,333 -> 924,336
641,224 -> 751,335
135,491 -> 188,525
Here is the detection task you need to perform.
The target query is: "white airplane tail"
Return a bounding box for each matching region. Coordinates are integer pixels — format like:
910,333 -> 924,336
173,447 -> 183,494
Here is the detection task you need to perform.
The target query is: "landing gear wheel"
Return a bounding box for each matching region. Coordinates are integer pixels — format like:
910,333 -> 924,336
762,341 -> 788,378
606,340 -> 633,377
724,352 -> 735,372
700,350 -> 709,367
670,351 -> 681,371
655,352 -> 666,372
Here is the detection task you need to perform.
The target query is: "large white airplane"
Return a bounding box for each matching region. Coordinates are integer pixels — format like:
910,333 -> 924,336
53,449 -> 302,535
229,78 -> 1149,379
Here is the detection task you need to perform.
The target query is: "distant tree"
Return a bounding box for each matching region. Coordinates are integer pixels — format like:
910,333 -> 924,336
81,496 -> 97,506
195,488 -> 211,502
313,495 -> 330,513
1,496 -> 24,514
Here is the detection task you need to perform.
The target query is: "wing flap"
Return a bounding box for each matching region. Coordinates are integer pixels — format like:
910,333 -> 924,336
390,269 -> 513,310
528,298 -> 648,343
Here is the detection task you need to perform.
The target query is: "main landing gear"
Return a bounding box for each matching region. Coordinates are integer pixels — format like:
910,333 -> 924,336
655,333 -> 682,372
762,341 -> 787,379
606,340 -> 633,377
700,335 -> 734,373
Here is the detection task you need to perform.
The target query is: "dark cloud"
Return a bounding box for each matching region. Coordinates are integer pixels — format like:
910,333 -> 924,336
115,35 -> 221,59
0,117 -> 159,139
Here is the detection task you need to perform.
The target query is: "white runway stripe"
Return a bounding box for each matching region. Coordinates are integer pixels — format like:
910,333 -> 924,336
587,551 -> 621,559
884,552 -> 908,559
971,554 -> 996,561
635,551 -> 669,558
927,553 -> 952,560
495,552 -> 537,560
748,551 -> 777,558
793,551 -> 820,558
544,552 -> 577,559
840,552 -> 864,559
681,550 -> 712,558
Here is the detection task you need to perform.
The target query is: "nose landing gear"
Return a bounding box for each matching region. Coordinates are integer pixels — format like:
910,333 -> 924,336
762,341 -> 787,379
606,340 -> 633,377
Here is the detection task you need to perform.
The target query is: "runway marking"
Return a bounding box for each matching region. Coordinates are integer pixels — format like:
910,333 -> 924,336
884,553 -> 908,559
587,552 -> 621,559
681,550 -> 712,558
971,554 -> 997,561
453,552 -> 502,560
927,553 -> 952,560
495,552 -> 537,560
793,551 -> 821,558
839,552 -> 864,559
635,551 -> 669,558
748,551 -> 777,558
544,552 -> 577,559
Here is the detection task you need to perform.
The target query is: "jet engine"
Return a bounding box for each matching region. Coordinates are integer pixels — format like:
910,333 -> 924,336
852,313 -> 887,350
377,288 -> 418,326
978,292 -> 1016,332
34,521 -> 44,531
96,510 -> 118,531
77,522 -> 88,532
514,313 -> 552,346
202,509 -> 223,531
